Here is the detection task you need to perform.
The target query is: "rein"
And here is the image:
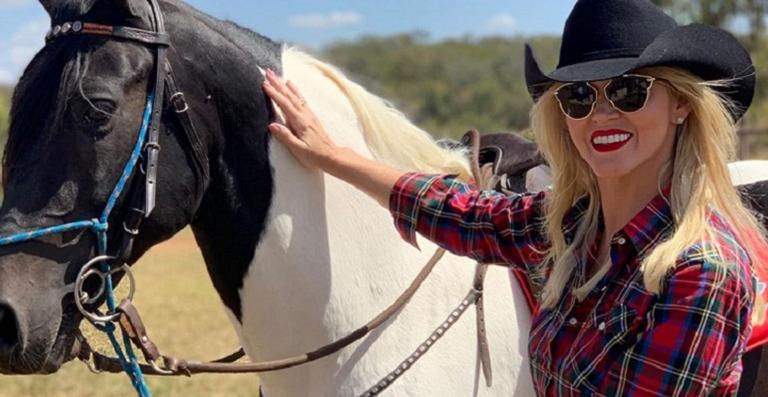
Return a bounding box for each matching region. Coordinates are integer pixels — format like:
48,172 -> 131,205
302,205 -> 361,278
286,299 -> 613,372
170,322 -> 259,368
71,126 -> 495,395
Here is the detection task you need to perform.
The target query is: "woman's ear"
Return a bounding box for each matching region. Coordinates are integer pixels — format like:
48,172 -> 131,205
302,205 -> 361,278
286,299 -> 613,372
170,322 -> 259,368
672,94 -> 691,125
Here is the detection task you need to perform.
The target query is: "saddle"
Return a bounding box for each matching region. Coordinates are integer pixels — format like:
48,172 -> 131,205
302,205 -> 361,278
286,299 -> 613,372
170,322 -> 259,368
439,130 -> 551,193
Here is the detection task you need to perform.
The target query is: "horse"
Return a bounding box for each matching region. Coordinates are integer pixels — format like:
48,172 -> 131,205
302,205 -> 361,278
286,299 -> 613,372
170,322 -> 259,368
0,0 -> 535,395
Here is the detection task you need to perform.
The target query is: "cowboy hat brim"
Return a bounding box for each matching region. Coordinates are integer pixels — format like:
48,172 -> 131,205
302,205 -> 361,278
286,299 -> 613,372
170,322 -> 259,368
525,24 -> 755,120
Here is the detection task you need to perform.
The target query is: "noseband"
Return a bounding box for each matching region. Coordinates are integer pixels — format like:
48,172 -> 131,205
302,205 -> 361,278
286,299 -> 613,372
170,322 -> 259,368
0,1 -> 208,396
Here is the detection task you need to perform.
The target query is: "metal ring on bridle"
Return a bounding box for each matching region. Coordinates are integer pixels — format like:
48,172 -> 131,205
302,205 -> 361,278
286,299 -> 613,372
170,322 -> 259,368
74,255 -> 136,324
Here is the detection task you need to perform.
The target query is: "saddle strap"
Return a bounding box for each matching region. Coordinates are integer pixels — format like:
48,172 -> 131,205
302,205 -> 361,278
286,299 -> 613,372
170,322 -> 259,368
468,128 -> 493,387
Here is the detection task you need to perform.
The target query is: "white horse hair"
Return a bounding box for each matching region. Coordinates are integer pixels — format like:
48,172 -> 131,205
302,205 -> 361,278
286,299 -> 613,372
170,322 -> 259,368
729,160 -> 768,186
231,48 -> 535,396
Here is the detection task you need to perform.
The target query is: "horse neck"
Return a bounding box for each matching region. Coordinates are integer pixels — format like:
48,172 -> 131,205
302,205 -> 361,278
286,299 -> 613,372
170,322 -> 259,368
159,1 -> 281,321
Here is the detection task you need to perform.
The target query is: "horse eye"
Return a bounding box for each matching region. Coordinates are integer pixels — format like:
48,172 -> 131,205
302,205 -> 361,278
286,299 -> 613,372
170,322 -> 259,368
82,100 -> 115,127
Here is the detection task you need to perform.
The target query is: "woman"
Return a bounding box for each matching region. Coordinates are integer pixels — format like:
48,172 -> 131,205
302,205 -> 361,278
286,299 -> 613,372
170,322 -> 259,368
263,0 -> 764,395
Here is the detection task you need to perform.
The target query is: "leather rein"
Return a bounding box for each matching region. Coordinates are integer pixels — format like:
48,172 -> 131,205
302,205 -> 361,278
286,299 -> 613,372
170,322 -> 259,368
74,130 -> 495,396
49,1 -> 496,394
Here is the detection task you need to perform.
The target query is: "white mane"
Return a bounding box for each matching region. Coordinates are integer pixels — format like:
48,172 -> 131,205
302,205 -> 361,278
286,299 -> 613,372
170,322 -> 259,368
282,48 -> 472,181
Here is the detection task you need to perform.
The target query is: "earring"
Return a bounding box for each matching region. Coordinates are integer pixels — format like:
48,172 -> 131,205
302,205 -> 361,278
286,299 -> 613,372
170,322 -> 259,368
676,117 -> 685,125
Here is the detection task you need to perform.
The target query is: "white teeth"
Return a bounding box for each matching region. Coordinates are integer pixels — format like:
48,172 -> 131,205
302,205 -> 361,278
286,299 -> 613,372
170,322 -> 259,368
593,133 -> 630,145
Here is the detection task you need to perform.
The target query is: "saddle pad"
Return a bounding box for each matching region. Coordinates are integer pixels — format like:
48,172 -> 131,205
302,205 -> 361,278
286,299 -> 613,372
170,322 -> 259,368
747,230 -> 768,352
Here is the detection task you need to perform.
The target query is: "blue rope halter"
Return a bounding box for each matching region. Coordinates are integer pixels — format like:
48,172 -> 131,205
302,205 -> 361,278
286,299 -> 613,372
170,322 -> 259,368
0,96 -> 155,396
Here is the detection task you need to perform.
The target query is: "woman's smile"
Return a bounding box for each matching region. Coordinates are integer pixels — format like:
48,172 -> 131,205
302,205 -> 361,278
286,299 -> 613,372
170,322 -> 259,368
591,129 -> 633,152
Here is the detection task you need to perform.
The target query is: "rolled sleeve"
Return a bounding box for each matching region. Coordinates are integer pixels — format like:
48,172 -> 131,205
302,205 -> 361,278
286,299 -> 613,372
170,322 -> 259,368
388,172 -> 548,270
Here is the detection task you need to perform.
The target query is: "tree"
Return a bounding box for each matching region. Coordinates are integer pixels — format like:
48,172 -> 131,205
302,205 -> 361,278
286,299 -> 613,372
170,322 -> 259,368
651,0 -> 766,49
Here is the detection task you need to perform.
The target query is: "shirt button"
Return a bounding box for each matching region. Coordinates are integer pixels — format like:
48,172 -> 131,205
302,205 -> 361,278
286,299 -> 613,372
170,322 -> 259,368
598,322 -> 606,331
616,237 -> 627,245
568,317 -> 578,325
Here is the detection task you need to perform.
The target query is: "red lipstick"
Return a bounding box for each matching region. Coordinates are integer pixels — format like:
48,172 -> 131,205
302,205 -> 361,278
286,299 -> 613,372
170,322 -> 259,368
591,129 -> 632,153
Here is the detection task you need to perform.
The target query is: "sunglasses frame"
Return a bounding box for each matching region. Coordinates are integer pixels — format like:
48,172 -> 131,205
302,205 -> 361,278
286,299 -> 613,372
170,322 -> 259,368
554,74 -> 658,120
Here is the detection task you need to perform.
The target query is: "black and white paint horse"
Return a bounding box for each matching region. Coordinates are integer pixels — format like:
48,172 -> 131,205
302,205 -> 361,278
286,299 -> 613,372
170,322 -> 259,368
1,1 -> 767,396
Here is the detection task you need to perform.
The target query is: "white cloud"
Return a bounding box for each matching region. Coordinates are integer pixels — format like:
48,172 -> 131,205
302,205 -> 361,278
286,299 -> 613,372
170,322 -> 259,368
288,11 -> 363,30
0,0 -> 32,8
484,13 -> 518,35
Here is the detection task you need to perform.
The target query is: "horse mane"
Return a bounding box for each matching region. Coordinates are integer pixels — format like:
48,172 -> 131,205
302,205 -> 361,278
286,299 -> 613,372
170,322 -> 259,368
282,49 -> 472,181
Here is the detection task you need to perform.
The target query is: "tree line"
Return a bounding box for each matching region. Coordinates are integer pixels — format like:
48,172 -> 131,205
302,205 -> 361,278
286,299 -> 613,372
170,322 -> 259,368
0,10 -> 765,143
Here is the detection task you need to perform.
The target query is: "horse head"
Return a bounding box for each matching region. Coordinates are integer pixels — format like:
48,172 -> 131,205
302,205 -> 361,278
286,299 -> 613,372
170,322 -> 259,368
0,0 -> 210,374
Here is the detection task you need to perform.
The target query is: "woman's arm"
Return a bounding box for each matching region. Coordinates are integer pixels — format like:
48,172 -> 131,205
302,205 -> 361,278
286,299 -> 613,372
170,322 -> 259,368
262,70 -> 548,270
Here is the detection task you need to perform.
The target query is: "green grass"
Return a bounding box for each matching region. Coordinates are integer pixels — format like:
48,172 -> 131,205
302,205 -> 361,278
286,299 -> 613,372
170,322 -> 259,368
0,228 -> 260,397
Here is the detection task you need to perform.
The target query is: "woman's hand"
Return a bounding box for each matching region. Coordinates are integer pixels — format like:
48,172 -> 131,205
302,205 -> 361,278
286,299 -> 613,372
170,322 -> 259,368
261,68 -> 403,207
262,68 -> 338,170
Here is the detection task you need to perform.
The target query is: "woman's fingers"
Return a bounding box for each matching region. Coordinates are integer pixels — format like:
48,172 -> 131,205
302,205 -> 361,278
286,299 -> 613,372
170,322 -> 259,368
263,80 -> 297,115
269,122 -> 304,148
285,81 -> 307,108
265,69 -> 305,111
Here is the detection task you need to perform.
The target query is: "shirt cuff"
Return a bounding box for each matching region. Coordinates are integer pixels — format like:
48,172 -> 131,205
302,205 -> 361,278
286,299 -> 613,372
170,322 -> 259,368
388,172 -> 455,249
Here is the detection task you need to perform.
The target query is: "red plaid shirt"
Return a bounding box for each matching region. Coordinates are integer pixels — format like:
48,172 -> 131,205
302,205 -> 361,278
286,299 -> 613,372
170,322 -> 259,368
389,173 -> 755,397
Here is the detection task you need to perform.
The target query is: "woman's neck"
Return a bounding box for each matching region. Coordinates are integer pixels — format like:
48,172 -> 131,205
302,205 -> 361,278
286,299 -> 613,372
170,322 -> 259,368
597,170 -> 667,238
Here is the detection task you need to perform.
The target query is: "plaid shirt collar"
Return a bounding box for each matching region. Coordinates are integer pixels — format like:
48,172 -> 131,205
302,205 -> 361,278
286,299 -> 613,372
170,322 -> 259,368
562,186 -> 675,259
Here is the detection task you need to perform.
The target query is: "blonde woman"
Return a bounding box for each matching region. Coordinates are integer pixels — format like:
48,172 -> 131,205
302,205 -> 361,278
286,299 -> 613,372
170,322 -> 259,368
263,0 -> 765,395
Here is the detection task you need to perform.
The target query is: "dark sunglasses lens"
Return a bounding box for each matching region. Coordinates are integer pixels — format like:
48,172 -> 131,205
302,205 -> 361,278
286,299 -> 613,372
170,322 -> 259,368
606,76 -> 652,112
556,83 -> 596,119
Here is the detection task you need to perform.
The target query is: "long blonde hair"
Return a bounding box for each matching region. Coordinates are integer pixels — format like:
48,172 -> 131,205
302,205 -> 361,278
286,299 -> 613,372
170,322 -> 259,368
532,67 -> 766,310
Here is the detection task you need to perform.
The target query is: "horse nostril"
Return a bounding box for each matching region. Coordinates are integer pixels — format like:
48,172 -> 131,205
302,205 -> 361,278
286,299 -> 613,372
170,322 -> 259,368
0,304 -> 19,350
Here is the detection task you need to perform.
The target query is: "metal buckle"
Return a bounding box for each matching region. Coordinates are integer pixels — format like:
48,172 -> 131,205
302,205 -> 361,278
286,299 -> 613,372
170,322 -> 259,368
74,255 -> 136,324
169,92 -> 189,113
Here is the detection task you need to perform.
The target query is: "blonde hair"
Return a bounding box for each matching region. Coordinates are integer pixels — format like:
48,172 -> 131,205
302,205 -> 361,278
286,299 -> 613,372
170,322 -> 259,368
532,67 -> 766,311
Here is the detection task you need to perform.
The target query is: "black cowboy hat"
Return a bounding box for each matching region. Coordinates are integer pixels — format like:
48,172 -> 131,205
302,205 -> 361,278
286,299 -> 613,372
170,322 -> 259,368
525,0 -> 756,120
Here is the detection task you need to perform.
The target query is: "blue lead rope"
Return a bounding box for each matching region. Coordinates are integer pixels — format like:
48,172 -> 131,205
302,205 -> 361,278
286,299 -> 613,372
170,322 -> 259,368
0,95 -> 156,397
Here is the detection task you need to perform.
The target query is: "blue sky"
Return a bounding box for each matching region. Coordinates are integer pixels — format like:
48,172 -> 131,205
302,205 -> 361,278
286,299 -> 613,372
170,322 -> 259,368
0,0 -> 575,84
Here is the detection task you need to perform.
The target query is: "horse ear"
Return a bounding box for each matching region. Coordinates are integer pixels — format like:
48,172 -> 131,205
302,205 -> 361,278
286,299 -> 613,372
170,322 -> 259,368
38,0 -> 98,19
107,0 -> 155,29
109,0 -> 143,17
38,0 -> 56,16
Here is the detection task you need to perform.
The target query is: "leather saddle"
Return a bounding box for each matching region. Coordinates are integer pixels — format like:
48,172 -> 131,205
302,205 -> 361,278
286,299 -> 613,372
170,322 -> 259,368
439,131 -> 551,193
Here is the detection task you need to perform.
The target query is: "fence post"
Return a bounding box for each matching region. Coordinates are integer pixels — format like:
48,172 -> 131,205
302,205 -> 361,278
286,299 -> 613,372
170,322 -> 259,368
738,127 -> 748,160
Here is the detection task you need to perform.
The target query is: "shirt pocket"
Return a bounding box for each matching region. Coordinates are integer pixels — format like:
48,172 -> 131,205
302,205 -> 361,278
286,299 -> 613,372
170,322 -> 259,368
564,302 -> 651,391
597,304 -> 645,347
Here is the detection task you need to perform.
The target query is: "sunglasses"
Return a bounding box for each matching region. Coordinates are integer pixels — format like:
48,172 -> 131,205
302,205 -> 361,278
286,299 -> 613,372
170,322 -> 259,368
554,74 -> 658,120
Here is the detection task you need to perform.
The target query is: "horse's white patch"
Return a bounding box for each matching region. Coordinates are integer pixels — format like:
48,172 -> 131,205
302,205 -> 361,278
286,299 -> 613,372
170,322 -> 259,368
229,48 -> 535,396
729,160 -> 768,186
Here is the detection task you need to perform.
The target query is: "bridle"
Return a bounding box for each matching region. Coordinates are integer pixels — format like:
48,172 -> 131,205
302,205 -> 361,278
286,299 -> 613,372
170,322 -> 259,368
0,0 -> 207,395
4,1 -> 497,396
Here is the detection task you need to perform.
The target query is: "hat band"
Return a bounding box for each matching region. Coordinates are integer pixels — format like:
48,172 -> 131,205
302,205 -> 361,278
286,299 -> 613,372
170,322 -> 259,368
561,47 -> 645,66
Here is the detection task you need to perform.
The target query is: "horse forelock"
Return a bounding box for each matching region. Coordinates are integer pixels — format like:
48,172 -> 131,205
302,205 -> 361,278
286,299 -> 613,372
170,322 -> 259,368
3,43 -> 94,189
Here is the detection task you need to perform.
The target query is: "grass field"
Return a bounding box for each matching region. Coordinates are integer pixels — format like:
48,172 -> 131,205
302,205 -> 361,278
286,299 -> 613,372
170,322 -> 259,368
0,228 -> 260,397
